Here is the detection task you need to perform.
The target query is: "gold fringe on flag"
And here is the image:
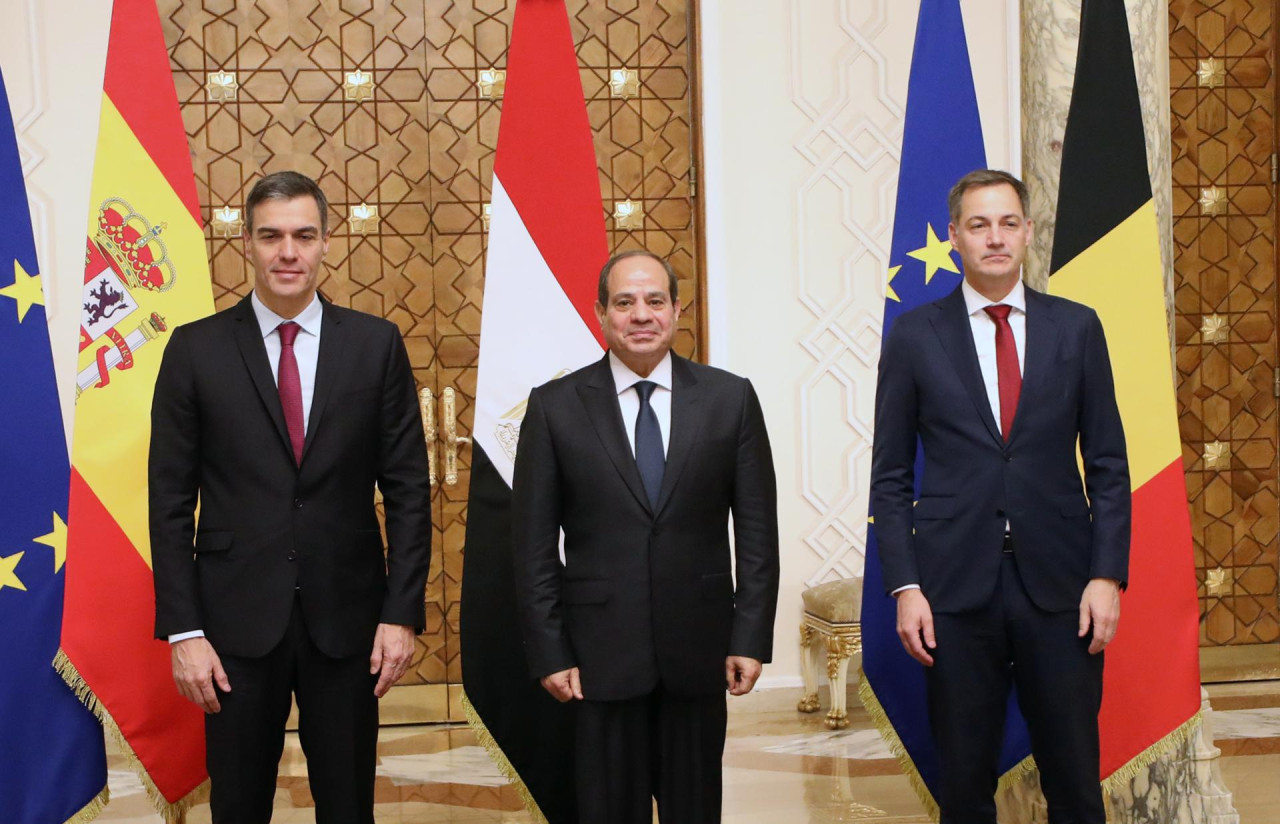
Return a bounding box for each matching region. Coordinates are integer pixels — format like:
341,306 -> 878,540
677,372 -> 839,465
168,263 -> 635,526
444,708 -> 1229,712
859,664 -> 1205,817
62,783 -> 109,824
460,690 -> 550,824
54,648 -> 208,823
856,670 -> 941,821
1100,710 -> 1203,795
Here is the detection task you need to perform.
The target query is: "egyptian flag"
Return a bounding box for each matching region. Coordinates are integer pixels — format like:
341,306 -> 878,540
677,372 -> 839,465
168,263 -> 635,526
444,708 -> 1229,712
1049,0 -> 1202,785
0,65 -> 108,824
58,0 -> 215,815
459,1 -> 608,821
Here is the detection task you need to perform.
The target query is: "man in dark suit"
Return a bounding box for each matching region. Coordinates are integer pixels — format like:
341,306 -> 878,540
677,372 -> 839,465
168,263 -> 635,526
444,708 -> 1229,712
149,171 -> 432,823
512,250 -> 779,823
871,169 -> 1130,823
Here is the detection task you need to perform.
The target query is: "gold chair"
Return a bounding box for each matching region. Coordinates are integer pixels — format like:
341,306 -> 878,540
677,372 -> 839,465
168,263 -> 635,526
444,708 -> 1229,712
797,578 -> 863,730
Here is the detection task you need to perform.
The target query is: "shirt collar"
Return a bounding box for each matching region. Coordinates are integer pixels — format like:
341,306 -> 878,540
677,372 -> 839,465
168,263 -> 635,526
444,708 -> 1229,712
251,290 -> 323,339
608,350 -> 673,395
962,277 -> 1026,317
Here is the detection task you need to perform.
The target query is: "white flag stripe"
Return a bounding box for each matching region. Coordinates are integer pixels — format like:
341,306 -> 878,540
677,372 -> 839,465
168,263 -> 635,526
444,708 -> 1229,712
474,174 -> 603,488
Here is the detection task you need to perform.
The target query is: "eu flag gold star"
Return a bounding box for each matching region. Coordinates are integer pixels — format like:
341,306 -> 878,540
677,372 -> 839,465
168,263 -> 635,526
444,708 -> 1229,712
0,259 -> 44,323
34,512 -> 68,572
906,224 -> 959,284
0,552 -> 27,592
886,265 -> 902,302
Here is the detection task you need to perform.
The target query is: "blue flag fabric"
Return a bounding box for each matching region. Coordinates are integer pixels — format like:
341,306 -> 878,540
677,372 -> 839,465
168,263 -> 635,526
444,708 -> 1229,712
857,0 -> 1033,812
0,67 -> 108,822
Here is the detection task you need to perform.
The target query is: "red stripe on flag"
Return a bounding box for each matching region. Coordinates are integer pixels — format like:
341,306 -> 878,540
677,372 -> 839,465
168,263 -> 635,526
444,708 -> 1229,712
1098,458 -> 1201,779
102,0 -> 201,224
62,470 -> 206,802
495,0 -> 609,347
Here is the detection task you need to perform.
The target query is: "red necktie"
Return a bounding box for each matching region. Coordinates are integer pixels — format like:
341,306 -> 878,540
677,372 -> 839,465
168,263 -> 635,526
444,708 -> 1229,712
277,321 -> 304,464
983,305 -> 1020,442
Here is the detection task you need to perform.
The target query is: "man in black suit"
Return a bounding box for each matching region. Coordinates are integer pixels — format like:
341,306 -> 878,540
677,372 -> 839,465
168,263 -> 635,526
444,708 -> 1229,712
512,250 -> 779,823
871,169 -> 1130,823
150,171 -> 432,823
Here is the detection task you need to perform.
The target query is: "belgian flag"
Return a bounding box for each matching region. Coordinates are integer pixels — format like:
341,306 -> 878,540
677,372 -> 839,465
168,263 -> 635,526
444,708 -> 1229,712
1049,0 -> 1202,785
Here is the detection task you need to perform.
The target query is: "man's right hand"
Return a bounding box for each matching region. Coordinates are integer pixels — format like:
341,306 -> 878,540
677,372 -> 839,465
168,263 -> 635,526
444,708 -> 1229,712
539,667 -> 583,703
171,637 -> 231,713
896,588 -> 936,667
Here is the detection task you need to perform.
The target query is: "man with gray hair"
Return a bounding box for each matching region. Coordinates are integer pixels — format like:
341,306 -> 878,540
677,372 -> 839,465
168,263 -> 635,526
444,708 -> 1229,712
513,249 -> 781,823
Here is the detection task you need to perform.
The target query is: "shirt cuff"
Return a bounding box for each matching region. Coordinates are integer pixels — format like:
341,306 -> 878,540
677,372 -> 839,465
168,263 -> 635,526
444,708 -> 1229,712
168,630 -> 206,643
891,584 -> 921,596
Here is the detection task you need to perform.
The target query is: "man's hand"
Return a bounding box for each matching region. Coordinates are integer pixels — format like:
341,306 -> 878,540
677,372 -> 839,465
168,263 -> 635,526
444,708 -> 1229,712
171,637 -> 230,713
370,623 -> 416,698
896,588 -> 936,666
1079,578 -> 1121,655
725,656 -> 763,696
540,667 -> 583,702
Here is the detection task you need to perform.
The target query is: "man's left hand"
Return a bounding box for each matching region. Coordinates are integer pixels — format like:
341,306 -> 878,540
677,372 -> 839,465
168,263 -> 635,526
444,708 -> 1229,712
725,656 -> 763,696
370,623 -> 416,697
1078,578 -> 1121,655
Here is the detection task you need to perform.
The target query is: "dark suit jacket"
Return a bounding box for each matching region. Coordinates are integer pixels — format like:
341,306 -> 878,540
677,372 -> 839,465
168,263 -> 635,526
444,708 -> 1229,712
150,296 -> 432,659
512,353 -> 780,701
870,284 -> 1130,614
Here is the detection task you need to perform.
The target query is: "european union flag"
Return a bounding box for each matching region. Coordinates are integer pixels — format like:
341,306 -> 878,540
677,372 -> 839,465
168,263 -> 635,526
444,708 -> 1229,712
0,66 -> 108,822
857,0 -> 1032,813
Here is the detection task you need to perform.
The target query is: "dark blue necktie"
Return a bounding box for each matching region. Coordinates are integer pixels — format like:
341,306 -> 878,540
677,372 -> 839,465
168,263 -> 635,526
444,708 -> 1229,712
633,380 -> 665,508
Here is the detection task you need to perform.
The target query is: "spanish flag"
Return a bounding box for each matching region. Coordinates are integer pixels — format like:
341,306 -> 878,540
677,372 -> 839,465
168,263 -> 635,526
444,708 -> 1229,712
57,0 -> 214,816
1049,0 -> 1202,785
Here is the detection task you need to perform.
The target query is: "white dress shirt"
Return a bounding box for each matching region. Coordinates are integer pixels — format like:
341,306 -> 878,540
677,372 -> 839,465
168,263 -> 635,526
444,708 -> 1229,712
894,279 -> 1026,597
962,277 -> 1026,435
170,291 -> 324,643
251,290 -> 323,434
609,350 -> 672,458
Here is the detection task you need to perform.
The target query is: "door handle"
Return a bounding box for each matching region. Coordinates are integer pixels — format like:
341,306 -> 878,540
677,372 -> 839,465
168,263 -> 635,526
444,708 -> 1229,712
418,387 -> 437,487
442,387 -> 471,486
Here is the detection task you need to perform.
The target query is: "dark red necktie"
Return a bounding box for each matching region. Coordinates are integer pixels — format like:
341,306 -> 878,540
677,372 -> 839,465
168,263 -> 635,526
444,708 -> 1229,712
983,305 -> 1020,442
277,321 -> 304,464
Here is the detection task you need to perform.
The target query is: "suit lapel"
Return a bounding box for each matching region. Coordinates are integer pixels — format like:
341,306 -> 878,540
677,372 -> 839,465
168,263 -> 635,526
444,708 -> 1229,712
1008,287 -> 1060,446
300,299 -> 350,464
654,355 -> 704,517
232,296 -> 296,462
577,355 -> 653,513
930,286 -> 1004,446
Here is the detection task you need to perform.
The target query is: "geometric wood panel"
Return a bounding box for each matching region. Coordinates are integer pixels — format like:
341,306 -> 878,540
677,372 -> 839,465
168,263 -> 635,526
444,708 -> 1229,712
1169,0 -> 1279,647
161,0 -> 701,698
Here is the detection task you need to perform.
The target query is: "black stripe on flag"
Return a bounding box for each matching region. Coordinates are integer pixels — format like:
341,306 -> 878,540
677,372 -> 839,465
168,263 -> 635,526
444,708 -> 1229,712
1049,0 -> 1153,275
461,442 -> 577,823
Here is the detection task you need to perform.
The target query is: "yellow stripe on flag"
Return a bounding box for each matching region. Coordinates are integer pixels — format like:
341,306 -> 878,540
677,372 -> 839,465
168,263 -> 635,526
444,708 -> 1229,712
73,95 -> 212,567
1051,200 -> 1177,491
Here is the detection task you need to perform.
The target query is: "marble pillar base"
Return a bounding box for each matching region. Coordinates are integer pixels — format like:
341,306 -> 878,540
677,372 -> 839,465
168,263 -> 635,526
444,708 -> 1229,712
997,689 -> 1239,824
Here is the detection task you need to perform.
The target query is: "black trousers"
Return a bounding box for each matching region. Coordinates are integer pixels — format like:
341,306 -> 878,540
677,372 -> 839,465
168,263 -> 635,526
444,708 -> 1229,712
575,685 -> 727,824
926,549 -> 1105,824
205,596 -> 379,824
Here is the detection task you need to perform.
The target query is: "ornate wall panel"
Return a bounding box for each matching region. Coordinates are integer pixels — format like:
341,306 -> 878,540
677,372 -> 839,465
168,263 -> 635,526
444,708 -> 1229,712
1169,0 -> 1279,650
161,0 -> 701,695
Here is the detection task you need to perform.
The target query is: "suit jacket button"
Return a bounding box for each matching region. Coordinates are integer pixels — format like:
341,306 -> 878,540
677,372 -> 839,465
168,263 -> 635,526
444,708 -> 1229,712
293,498 -> 303,509
996,509 -> 1006,518
1003,453 -> 1013,462
287,551 -> 297,561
